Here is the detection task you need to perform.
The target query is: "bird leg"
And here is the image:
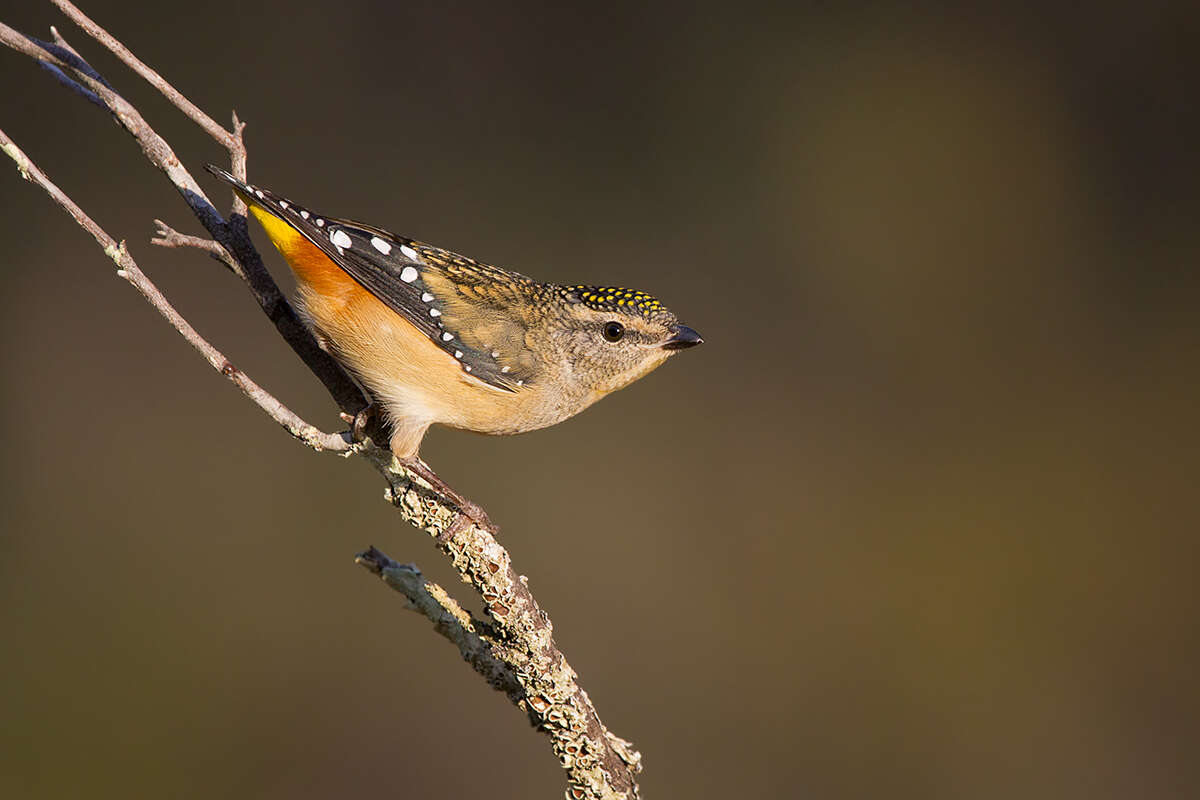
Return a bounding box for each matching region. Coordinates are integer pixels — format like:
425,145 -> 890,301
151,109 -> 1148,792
397,455 -> 494,530
340,404 -> 492,529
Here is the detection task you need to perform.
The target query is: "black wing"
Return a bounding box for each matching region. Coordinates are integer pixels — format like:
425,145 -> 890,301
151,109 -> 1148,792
206,165 -> 535,391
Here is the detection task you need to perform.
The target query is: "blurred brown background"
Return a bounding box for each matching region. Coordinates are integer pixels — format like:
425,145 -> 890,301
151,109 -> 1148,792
2,1 -> 1198,798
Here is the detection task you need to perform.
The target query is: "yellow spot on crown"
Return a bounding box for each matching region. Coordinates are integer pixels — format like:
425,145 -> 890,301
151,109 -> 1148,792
565,284 -> 668,316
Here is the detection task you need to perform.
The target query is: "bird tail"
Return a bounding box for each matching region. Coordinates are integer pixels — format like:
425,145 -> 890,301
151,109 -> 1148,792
204,165 -> 354,298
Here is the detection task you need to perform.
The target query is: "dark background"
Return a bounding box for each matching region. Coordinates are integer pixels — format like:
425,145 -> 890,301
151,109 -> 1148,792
2,1 -> 1198,798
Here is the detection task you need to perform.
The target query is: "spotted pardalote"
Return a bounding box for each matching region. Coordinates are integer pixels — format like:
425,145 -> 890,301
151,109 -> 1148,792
206,165 -> 701,506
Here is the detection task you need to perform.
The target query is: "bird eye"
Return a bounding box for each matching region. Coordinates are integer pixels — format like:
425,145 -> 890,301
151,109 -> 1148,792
602,321 -> 625,342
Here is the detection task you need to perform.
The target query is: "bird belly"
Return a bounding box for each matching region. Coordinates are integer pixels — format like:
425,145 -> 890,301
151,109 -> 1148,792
297,283 -> 543,439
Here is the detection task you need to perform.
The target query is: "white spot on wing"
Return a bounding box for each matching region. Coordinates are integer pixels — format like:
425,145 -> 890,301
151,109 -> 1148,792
491,350 -> 499,358
400,245 -> 419,261
300,210 -> 309,219
442,332 -> 453,341
429,308 -> 441,317
464,365 -> 471,372
399,266 -> 419,283
330,229 -> 352,248
454,350 -> 463,359
279,201 -> 288,209
422,292 -> 434,302
501,366 -> 510,373
370,236 -> 391,254
254,189 -> 264,199
315,219 -> 325,227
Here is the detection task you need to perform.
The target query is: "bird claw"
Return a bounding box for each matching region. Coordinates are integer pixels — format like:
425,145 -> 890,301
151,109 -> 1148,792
339,403 -> 381,444
337,406 -> 492,528
399,456 -> 494,529
454,498 -> 493,530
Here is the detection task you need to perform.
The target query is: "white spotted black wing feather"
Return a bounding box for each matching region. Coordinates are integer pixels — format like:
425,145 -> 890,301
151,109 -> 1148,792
206,166 -> 533,391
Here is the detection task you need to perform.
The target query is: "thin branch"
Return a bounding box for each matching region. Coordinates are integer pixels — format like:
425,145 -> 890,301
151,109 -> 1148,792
151,219 -> 244,278
50,0 -> 236,150
50,0 -> 250,188
37,60 -> 103,107
228,111 -> 248,189
0,21 -> 224,232
48,24 -> 80,56
39,25 -> 103,107
0,130 -> 349,454
0,19 -> 366,414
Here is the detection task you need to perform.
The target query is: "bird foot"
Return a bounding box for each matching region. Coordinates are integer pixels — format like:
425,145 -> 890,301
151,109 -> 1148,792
339,403 -> 383,444
398,456 -> 494,530
338,406 -> 492,528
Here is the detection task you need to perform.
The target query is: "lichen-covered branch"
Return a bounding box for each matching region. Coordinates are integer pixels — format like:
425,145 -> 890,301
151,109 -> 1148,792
355,442 -> 643,799
1,4 -> 642,797
355,548 -> 523,699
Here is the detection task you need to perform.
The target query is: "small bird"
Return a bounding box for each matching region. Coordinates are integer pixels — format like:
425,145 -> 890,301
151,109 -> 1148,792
206,166 -> 702,517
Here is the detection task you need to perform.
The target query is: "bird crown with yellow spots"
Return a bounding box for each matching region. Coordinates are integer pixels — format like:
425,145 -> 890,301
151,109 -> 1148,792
560,285 -> 671,317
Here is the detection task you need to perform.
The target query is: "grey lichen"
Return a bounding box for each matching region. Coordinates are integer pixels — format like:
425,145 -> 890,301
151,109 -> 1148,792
103,240 -> 128,270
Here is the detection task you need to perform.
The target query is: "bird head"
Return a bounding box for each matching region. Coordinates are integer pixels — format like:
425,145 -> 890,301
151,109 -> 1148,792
547,285 -> 702,398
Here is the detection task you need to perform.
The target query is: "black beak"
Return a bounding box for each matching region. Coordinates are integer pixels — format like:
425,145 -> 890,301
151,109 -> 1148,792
661,325 -> 704,350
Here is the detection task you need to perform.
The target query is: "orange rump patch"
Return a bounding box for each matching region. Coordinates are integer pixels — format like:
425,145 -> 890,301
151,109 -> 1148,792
249,205 -> 365,303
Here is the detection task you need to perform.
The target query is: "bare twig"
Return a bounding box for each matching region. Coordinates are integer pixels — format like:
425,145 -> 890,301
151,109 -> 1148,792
50,0 -> 237,150
0,21 -> 221,222
49,0 -> 251,190
0,130 -> 349,454
151,219 -> 244,278
2,5 -> 641,797
48,24 -> 79,56
0,19 -> 366,413
37,60 -> 102,107
38,26 -> 102,106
